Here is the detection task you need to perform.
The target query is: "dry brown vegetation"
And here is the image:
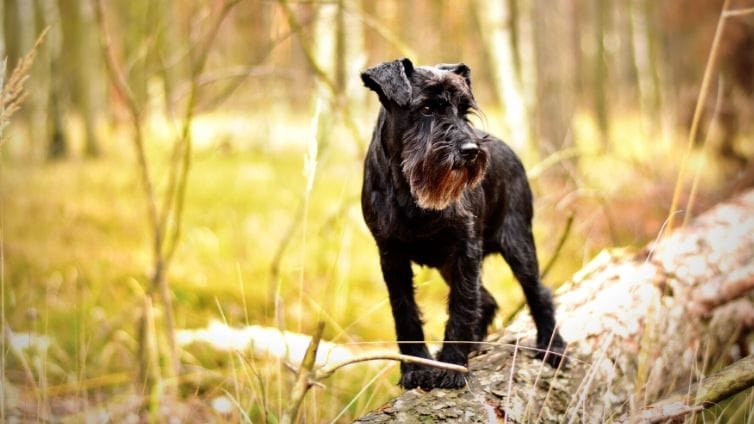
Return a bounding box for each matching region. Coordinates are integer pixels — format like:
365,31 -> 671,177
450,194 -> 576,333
2,0 -> 754,422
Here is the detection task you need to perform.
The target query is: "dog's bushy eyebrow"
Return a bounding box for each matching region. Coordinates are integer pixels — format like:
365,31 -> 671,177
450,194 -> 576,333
419,83 -> 445,99
415,80 -> 472,104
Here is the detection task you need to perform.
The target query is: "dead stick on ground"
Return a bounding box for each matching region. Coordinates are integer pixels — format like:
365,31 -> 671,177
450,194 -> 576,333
281,322 -> 325,424
317,353 -> 468,380
281,322 -> 469,424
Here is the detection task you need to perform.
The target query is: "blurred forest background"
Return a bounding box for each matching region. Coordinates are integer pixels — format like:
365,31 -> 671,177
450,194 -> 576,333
1,0 -> 754,422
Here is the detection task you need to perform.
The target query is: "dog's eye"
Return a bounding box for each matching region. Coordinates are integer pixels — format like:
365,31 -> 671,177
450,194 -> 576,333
421,100 -> 448,115
458,101 -> 472,115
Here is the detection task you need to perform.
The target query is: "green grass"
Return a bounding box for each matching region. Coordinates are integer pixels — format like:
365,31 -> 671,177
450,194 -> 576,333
0,108 -> 737,421
2,122 -> 416,420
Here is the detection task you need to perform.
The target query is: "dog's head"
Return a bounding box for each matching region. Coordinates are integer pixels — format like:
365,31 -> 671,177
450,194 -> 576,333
362,58 -> 488,210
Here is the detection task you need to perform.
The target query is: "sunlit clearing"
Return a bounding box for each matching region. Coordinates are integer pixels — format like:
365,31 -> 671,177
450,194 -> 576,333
176,320 -> 356,366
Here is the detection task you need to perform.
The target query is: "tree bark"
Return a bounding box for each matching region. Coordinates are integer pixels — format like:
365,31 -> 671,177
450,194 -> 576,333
35,0 -> 68,160
593,0 -> 610,144
533,0 -> 574,153
355,188 -> 754,423
470,0 -> 532,152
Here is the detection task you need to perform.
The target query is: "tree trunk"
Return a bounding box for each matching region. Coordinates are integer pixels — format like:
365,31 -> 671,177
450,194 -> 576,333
35,0 -> 68,160
355,188 -> 754,423
470,0 -> 532,152
593,0 -> 610,144
533,0 -> 574,153
630,0 -> 662,130
0,0 -> 5,59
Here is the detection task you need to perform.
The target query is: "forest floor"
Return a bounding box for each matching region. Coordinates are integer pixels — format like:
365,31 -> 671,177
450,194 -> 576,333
0,109 -> 746,421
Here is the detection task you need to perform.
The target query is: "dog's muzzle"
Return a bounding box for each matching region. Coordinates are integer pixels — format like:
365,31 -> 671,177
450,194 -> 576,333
460,142 -> 479,162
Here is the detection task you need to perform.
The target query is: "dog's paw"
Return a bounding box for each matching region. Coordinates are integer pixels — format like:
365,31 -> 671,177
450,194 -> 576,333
398,366 -> 434,390
536,336 -> 567,368
399,366 -> 469,390
426,368 -> 468,389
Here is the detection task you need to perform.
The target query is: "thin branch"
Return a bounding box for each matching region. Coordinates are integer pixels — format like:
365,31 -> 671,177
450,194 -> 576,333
315,353 -> 469,380
278,0 -> 337,94
281,322 -> 470,424
157,0 -> 242,381
92,0 -> 161,251
162,0 -> 241,265
277,0 -> 367,147
281,322 -> 325,424
341,2 -> 417,59
195,66 -> 294,88
199,15 -> 316,111
91,0 -> 141,118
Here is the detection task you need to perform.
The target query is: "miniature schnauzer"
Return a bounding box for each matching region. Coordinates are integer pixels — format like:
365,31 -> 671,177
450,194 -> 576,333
360,58 -> 566,390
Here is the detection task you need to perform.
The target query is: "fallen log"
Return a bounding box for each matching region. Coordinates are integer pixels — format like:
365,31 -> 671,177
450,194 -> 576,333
355,189 -> 754,423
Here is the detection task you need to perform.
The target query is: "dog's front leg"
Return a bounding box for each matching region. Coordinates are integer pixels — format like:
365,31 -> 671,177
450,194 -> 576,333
432,252 -> 482,388
379,248 -> 433,389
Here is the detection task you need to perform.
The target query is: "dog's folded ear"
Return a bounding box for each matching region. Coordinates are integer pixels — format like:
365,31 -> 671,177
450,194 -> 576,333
437,63 -> 472,90
361,58 -> 414,108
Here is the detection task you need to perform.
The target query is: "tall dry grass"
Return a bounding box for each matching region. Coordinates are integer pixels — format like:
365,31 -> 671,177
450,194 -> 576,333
1,28 -> 49,424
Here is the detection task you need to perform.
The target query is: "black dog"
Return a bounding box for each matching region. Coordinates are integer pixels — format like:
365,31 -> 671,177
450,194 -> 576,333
360,58 -> 566,390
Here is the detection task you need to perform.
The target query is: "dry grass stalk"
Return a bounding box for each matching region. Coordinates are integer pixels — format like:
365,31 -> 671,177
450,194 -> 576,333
667,0 -> 730,230
0,28 -> 49,141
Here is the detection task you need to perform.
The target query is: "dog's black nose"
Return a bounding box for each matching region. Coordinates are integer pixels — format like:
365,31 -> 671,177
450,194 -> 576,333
460,142 -> 479,161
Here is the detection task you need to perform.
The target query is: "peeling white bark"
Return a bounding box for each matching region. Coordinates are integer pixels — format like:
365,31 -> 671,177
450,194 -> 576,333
356,189 -> 754,423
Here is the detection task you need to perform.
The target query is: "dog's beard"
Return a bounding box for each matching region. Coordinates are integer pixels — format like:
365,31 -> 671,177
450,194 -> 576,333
401,127 -> 487,210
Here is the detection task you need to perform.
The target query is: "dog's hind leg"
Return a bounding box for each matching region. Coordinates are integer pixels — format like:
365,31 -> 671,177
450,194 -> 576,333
477,285 -> 499,342
499,215 -> 566,367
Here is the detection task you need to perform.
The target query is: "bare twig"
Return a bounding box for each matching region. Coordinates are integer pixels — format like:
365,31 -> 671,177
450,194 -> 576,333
199,16 -> 316,111
278,0 -> 337,93
92,0 -> 160,247
162,0 -> 242,268
158,1 -> 241,376
316,353 -> 468,380
340,2 -> 416,59
281,322 -> 325,424
281,322 -> 469,424
92,0 -> 242,397
91,0 -> 173,389
277,0 -> 366,147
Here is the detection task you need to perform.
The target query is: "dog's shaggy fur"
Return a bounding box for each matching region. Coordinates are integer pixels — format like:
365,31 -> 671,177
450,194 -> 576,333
361,58 -> 565,390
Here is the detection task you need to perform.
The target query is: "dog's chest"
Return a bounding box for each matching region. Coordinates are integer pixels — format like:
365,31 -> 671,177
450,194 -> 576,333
404,235 -> 461,267
387,208 -> 472,267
